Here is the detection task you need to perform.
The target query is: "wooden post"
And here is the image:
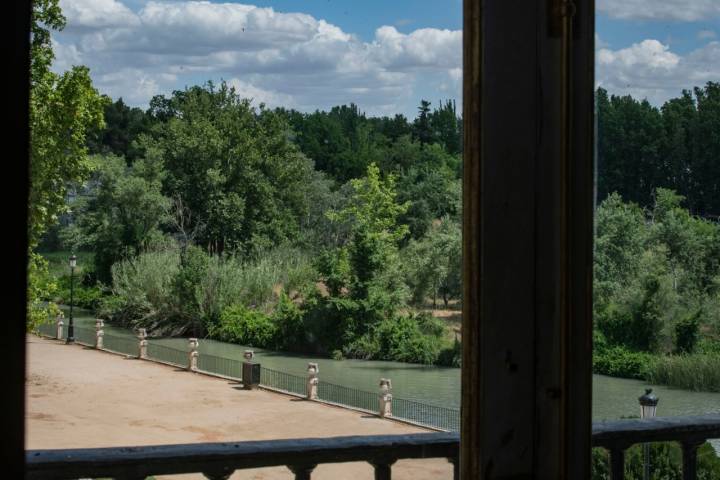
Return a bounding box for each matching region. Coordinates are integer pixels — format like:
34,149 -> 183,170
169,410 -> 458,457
461,0 -> 595,477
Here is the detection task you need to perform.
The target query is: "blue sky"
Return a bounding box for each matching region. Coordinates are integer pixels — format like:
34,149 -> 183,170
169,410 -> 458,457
53,0 -> 718,118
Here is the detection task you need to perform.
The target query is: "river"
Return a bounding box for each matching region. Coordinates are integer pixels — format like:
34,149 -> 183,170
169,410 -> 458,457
67,308 -> 719,424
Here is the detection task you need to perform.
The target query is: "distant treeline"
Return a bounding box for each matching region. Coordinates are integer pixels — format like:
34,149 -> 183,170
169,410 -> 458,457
597,83 -> 720,217
86,82 -> 720,218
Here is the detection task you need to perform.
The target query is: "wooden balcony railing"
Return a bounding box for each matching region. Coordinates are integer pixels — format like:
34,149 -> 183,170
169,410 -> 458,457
592,414 -> 720,480
25,415 -> 720,479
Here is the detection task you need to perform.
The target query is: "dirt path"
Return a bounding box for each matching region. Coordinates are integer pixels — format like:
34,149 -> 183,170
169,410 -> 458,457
25,336 -> 453,479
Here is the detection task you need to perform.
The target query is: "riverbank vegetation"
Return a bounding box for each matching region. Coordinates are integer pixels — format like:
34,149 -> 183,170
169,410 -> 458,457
29,1 -> 718,376
592,442 -> 720,479
593,188 -> 720,391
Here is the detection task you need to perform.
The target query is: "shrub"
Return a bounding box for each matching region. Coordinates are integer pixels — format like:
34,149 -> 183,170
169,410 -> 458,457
54,274 -> 106,311
373,314 -> 443,364
437,339 -> 461,367
271,292 -> 305,350
674,310 -> 701,354
592,442 -> 720,479
209,304 -> 277,348
592,345 -> 653,379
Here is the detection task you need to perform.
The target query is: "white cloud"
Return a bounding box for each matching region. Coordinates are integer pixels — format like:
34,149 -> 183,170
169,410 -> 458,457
59,0 -> 139,29
52,0 -> 462,115
597,40 -> 720,104
597,0 -> 720,22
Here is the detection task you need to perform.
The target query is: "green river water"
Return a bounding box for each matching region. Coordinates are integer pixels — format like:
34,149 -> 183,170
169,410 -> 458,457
66,308 -> 719,425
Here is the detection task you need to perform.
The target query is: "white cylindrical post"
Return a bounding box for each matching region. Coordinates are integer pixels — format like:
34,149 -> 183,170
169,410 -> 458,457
55,313 -> 65,340
307,363 -> 319,400
188,338 -> 199,371
95,319 -> 104,349
138,328 -> 148,359
379,378 -> 393,417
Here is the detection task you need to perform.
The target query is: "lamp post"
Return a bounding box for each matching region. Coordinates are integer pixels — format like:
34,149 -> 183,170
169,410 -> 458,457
66,254 -> 77,344
639,388 -> 659,480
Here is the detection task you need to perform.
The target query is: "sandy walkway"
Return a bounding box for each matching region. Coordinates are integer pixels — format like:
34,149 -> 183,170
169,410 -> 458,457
25,336 -> 453,479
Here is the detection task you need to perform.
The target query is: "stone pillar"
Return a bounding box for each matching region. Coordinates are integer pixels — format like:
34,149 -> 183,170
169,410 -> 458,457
378,378 -> 392,417
55,313 -> 64,340
242,350 -> 260,390
306,363 -> 319,400
137,328 -> 148,359
188,338 -> 199,371
94,319 -> 104,349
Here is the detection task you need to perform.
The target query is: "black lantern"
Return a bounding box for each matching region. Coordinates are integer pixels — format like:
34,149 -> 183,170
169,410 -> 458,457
639,388 -> 658,419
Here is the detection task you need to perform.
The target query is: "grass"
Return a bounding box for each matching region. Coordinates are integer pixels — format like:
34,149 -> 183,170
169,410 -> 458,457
40,250 -> 94,279
647,353 -> 720,392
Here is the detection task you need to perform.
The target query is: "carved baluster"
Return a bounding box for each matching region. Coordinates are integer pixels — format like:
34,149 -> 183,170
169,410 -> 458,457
188,337 -> 199,371
378,378 -> 393,417
288,464 -> 317,480
371,458 -> 396,480
448,456 -> 459,480
681,440 -> 703,480
307,362 -> 319,400
95,319 -> 104,349
137,328 -> 148,359
608,447 -> 625,480
202,469 -> 233,480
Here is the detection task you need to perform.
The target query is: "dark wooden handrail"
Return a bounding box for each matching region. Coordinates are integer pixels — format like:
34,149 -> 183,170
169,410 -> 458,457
25,415 -> 720,480
592,414 -> 720,446
26,432 -> 460,480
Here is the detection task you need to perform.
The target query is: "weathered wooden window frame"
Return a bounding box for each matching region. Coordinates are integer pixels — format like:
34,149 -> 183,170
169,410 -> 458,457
8,0 -> 595,477
462,0 -> 595,477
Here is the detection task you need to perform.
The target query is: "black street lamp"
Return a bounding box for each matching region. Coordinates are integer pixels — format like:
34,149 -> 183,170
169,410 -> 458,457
66,254 -> 77,344
639,388 -> 659,480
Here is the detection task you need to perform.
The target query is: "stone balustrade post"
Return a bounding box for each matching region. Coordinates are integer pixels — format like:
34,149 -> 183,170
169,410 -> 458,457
55,313 -> 64,340
379,378 -> 393,417
188,338 -> 199,371
306,363 -> 319,400
137,328 -> 148,359
95,319 -> 104,349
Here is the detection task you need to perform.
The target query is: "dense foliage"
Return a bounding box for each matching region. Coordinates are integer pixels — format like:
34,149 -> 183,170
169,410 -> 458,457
598,83 -> 720,215
27,0 -> 105,331
593,189 -> 720,390
31,4 -> 718,373
592,442 -> 720,479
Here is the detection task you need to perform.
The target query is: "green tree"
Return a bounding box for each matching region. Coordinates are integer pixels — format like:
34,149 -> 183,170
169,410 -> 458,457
403,217 -> 462,307
142,82 -> 317,254
413,100 -> 434,145
27,0 -> 106,329
77,153 -> 170,283
87,97 -> 153,162
320,163 -> 410,340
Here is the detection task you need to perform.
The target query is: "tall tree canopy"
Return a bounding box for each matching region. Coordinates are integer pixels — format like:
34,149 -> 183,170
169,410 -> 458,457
28,0 -> 105,329
597,83 -> 720,216
141,82 -> 319,255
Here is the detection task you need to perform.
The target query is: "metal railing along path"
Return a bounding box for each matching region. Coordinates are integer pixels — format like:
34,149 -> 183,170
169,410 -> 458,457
145,342 -> 188,367
260,366 -> 306,396
197,353 -> 244,380
102,334 -> 139,356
